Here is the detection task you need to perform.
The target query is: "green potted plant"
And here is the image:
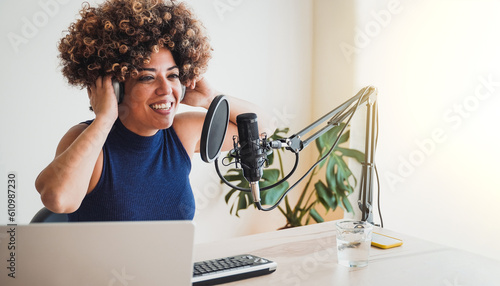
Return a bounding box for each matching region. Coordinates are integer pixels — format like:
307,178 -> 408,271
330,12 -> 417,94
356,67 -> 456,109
221,123 -> 364,229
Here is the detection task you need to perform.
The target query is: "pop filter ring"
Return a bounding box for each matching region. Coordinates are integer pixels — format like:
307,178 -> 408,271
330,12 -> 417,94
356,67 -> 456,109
200,95 -> 230,163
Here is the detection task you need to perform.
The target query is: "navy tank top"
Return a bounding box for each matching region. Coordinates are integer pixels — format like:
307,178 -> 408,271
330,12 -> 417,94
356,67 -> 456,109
68,119 -> 195,221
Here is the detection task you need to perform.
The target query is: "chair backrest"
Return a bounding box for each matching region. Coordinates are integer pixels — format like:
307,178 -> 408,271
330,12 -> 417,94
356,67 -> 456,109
30,207 -> 69,223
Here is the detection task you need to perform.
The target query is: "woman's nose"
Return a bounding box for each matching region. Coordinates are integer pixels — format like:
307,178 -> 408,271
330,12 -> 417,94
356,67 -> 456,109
156,77 -> 173,96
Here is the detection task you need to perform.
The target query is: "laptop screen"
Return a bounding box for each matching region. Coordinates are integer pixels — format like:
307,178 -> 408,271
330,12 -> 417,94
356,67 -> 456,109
0,221 -> 195,286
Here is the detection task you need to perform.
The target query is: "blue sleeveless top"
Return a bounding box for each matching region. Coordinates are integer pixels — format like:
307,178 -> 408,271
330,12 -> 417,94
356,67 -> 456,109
68,119 -> 195,221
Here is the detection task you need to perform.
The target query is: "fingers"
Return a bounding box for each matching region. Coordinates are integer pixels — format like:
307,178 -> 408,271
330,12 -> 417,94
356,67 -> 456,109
102,74 -> 113,86
184,79 -> 195,90
94,75 -> 112,90
87,75 -> 115,109
87,77 -> 103,98
185,76 -> 203,90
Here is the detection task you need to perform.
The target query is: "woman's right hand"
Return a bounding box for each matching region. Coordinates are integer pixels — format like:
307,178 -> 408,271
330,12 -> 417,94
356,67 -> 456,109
36,76 -> 118,213
87,75 -> 118,122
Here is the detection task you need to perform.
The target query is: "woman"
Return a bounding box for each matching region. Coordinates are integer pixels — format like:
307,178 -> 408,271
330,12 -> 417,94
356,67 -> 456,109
35,0 -> 263,221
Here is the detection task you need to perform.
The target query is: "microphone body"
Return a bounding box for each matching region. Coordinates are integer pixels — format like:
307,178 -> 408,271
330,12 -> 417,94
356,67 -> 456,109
236,113 -> 265,203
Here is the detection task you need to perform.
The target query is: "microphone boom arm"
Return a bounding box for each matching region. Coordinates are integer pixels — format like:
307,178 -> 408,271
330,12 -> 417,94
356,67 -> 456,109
284,86 -> 377,152
279,86 -> 378,223
218,86 -> 379,223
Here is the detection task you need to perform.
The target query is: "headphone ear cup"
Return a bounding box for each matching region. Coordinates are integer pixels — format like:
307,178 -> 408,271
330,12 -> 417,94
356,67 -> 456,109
181,85 -> 186,101
112,80 -> 125,104
118,82 -> 125,104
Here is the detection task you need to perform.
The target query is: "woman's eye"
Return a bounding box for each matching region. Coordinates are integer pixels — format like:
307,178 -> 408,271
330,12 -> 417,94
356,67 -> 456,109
169,73 -> 180,79
138,75 -> 154,82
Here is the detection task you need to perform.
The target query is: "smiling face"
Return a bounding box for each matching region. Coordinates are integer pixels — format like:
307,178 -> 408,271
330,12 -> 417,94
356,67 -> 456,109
119,48 -> 183,136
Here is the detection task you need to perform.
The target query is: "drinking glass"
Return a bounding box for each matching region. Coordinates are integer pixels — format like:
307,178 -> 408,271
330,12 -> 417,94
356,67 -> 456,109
336,220 -> 373,267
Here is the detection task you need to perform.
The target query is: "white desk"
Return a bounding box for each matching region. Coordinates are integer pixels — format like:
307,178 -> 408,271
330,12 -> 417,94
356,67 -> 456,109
194,220 -> 500,285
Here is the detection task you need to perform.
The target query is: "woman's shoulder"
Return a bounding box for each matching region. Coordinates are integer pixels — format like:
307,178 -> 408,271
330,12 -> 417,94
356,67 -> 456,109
172,112 -> 206,134
55,122 -> 92,154
172,112 -> 206,156
80,119 -> 94,125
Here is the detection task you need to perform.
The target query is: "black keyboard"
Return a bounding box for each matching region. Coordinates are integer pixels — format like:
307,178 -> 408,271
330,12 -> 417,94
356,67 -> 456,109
192,254 -> 277,285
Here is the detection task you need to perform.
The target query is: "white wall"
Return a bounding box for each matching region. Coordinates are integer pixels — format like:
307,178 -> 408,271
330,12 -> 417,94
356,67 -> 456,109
0,0 -> 313,243
0,0 -> 94,224
330,0 -> 500,261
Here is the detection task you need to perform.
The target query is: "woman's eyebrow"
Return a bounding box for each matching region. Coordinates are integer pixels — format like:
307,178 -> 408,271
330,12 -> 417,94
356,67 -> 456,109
137,66 -> 179,72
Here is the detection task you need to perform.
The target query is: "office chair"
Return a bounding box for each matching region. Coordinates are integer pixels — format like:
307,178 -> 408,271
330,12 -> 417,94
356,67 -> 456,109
30,207 -> 69,223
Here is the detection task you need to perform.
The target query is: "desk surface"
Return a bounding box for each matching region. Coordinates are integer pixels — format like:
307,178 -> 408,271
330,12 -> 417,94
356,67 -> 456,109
194,221 -> 500,286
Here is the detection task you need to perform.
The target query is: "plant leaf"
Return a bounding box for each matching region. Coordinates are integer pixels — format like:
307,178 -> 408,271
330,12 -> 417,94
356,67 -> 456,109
315,123 -> 345,154
235,193 -> 249,217
260,169 -> 281,186
223,174 -> 246,183
314,180 -> 337,211
309,208 -> 324,223
224,188 -> 238,204
317,155 -> 329,170
325,154 -> 337,190
260,169 -> 289,206
341,195 -> 354,213
314,180 -> 330,210
225,168 -> 243,174
222,169 -> 246,183
340,157 -> 358,187
261,181 -> 289,206
299,202 -> 317,226
336,147 -> 365,163
337,129 -> 350,145
270,128 -> 290,140
334,155 -> 355,195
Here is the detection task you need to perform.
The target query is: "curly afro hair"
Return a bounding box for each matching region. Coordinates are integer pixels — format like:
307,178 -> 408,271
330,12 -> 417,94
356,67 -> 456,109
58,0 -> 212,87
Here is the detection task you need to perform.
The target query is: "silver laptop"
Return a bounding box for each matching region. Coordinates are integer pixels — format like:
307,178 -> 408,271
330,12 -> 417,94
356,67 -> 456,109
0,221 -> 195,286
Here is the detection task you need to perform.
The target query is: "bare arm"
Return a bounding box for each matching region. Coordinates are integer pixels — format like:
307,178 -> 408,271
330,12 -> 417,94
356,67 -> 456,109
35,119 -> 112,213
35,76 -> 117,213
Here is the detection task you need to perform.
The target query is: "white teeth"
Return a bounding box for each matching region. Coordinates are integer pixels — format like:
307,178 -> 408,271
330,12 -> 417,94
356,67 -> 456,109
150,102 -> 172,110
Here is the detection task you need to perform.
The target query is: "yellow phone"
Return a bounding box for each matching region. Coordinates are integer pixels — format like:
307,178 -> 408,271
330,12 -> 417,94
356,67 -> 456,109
371,232 -> 403,249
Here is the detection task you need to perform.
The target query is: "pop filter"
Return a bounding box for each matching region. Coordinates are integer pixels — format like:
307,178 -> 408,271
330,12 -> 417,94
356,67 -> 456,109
200,95 -> 230,163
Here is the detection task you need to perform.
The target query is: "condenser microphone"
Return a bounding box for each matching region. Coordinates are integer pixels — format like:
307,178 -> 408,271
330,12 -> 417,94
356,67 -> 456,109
236,113 -> 265,204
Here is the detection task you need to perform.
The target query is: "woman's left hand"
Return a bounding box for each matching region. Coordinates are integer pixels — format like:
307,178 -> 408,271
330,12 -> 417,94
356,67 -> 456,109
181,77 -> 218,109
